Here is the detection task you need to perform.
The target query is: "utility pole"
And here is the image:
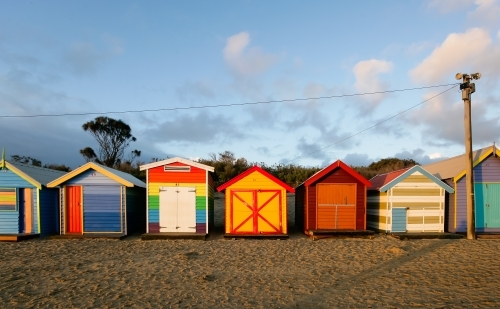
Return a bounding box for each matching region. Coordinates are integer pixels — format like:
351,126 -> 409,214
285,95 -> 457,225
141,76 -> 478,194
456,72 -> 481,240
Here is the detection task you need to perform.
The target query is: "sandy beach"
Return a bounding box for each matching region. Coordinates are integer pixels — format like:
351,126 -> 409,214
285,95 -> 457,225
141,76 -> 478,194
1,193 -> 500,308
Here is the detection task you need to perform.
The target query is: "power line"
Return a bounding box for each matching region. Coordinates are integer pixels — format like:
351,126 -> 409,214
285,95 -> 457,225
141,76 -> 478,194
285,84 -> 460,163
0,83 -> 459,118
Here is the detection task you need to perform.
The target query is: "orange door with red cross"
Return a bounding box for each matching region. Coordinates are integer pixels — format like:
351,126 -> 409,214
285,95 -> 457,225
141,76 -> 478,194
229,189 -> 283,234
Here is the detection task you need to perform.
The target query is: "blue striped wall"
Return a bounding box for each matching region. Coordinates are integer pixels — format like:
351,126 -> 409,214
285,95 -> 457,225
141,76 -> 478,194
65,169 -> 121,186
83,185 -> 121,232
39,188 -> 59,236
0,169 -> 37,234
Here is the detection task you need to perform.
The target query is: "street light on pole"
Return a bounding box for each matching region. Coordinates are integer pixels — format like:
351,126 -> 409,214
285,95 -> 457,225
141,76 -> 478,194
456,72 -> 481,240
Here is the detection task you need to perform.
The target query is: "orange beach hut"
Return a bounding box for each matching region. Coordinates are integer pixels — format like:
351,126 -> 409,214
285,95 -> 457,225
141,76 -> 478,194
217,166 -> 294,237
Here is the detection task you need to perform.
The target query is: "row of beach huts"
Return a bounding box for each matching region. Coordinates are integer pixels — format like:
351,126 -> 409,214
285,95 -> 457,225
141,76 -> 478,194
0,144 -> 499,241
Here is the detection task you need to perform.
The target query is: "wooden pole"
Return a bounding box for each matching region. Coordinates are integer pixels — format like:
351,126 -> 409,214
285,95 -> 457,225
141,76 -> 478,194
462,77 -> 475,240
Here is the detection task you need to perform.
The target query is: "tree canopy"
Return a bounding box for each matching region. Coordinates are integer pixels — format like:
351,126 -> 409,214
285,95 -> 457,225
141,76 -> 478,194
10,155 -> 71,172
80,116 -> 141,168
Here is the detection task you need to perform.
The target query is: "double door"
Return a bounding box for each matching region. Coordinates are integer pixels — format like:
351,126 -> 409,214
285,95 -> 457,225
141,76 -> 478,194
317,184 -> 356,230
475,183 -> 500,228
229,189 -> 282,234
159,187 -> 196,233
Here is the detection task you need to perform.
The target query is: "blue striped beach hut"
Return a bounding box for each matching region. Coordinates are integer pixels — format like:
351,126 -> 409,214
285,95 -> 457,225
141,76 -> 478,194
0,157 -> 64,241
47,162 -> 146,237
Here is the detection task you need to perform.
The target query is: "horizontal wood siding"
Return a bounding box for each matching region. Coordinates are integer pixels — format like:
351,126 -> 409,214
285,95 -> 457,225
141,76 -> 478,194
126,187 -> 146,235
148,162 -> 206,183
367,191 -> 388,232
39,188 -> 59,236
64,169 -> 121,186
474,155 -> 500,182
147,162 -> 208,234
308,168 -> 366,230
83,185 -> 122,233
295,186 -> 305,232
0,169 -> 36,188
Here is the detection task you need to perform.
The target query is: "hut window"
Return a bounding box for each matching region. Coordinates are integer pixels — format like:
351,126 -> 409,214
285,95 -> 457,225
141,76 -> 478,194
0,188 -> 16,211
164,166 -> 191,172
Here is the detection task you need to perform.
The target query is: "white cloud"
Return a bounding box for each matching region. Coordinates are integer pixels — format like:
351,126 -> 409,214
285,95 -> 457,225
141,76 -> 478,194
353,59 -> 393,111
468,0 -> 500,27
223,31 -> 277,77
427,0 -> 475,13
429,152 -> 443,159
409,28 -> 496,84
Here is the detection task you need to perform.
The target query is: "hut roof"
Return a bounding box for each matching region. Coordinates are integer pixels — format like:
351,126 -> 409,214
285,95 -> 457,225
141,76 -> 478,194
47,162 -> 146,188
423,144 -> 500,181
369,165 -> 454,193
296,160 -> 371,188
0,161 -> 66,189
139,157 -> 214,172
216,166 -> 294,193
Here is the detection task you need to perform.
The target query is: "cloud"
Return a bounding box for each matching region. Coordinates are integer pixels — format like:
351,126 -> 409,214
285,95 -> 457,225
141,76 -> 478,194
406,90 -> 500,147
409,28 -> 500,84
393,148 -> 448,165
342,153 -> 372,167
295,137 -> 328,161
176,80 -> 215,102
223,31 -> 278,77
468,0 -> 500,27
64,34 -> 124,76
144,111 -> 245,143
427,0 -> 475,13
353,59 -> 393,112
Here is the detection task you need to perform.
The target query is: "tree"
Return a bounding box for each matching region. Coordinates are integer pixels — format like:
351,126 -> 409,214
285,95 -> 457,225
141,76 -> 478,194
11,155 -> 42,167
351,158 -> 419,179
80,116 -> 141,168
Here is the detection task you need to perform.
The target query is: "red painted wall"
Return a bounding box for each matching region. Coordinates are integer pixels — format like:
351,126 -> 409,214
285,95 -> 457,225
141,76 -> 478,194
148,162 -> 205,183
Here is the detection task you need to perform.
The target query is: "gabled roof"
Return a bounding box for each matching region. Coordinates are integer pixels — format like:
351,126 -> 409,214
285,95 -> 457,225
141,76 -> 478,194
424,144 -> 500,180
47,162 -> 146,188
297,160 -> 371,188
369,168 -> 410,191
216,166 -> 295,193
139,157 -> 215,172
0,161 -> 66,189
369,165 -> 454,193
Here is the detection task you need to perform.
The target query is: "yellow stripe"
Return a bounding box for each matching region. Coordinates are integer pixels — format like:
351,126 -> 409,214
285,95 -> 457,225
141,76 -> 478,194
454,148 -> 500,181
47,162 -> 134,188
148,182 -> 207,196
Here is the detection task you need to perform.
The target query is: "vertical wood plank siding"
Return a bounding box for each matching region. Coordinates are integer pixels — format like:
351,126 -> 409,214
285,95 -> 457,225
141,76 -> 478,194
455,155 -> 500,232
39,188 -> 59,236
0,168 -> 38,234
126,187 -> 146,234
307,168 -> 366,231
147,162 -> 209,234
207,173 -> 215,233
443,179 -> 455,232
294,185 -> 305,231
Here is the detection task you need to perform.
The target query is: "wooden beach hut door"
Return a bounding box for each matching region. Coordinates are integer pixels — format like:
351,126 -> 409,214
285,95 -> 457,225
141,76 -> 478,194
18,188 -> 33,234
230,190 -> 282,234
392,208 -> 407,232
317,184 -> 356,230
475,183 -> 500,229
159,187 -> 196,233
66,186 -> 82,234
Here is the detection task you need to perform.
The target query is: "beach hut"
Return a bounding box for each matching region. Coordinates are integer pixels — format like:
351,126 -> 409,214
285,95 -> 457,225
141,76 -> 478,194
0,158 -> 64,241
47,162 -> 146,237
295,160 -> 371,237
139,158 -> 215,239
424,144 -> 500,233
217,166 -> 294,237
367,165 -> 454,233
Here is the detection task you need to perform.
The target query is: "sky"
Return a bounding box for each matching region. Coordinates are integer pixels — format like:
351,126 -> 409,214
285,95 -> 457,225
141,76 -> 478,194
1,0 -> 500,169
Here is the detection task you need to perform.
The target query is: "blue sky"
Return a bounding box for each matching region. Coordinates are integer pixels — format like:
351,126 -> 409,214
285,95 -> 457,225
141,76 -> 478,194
1,0 -> 500,168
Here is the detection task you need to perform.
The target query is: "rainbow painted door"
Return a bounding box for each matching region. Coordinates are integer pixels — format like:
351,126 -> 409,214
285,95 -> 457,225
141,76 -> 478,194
317,184 -> 356,230
229,190 -> 282,234
66,186 -> 82,234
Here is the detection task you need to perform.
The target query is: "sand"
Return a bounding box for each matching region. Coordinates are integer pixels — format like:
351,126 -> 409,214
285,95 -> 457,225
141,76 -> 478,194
1,193 -> 500,308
